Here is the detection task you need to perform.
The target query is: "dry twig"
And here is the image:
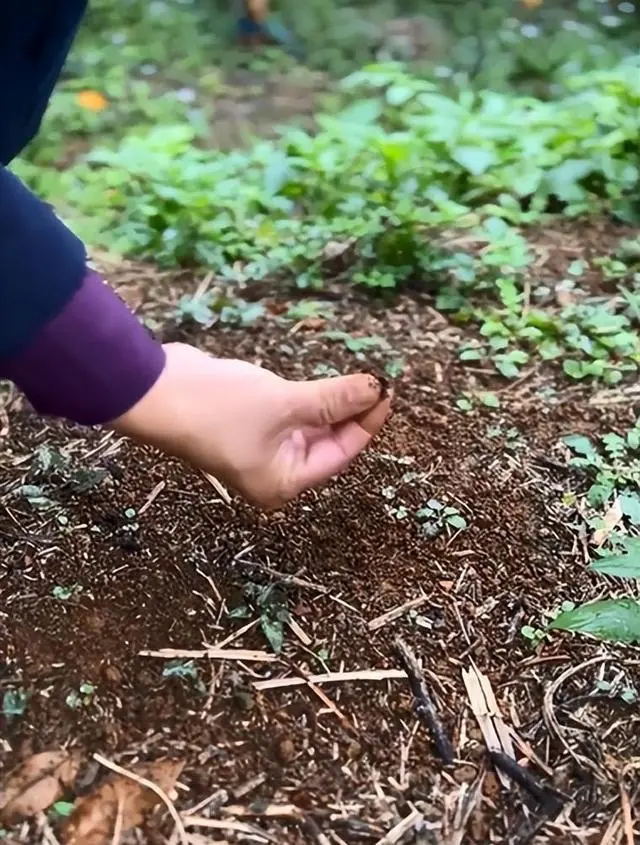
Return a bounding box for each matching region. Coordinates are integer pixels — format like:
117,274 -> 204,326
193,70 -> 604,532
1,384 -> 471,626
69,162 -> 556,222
542,656 -> 610,780
394,638 -> 454,765
181,815 -> 279,844
139,647 -> 277,662
375,808 -> 422,845
253,669 -> 406,691
368,596 -> 429,631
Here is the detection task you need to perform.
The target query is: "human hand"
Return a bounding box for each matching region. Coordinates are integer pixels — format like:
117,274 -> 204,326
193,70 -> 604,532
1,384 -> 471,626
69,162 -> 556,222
112,342 -> 391,509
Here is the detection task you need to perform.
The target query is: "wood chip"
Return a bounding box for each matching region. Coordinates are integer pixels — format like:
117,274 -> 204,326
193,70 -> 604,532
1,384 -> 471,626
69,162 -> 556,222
138,480 -> 166,516
202,472 -> 232,504
221,803 -> 303,819
287,616 -> 313,646
462,661 -> 515,789
253,669 -> 407,691
375,808 -> 422,844
367,596 -> 429,631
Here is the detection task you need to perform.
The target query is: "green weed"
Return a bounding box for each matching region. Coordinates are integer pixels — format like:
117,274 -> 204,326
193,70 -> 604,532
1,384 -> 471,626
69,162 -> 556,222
564,422 -> 640,510
229,582 -> 291,654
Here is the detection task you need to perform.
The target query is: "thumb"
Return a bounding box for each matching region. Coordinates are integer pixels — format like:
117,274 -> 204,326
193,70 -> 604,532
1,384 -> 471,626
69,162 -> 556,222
291,373 -> 385,427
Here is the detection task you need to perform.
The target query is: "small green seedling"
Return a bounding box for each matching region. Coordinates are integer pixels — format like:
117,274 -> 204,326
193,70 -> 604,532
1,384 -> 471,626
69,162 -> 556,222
416,499 -> 467,538
2,688 -> 28,723
162,659 -> 207,695
65,682 -> 96,710
229,582 -> 291,654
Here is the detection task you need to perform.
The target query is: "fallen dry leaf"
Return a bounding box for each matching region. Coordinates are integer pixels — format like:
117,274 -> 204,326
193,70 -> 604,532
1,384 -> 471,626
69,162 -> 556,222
0,749 -> 81,826
64,758 -> 184,845
591,496 -> 624,547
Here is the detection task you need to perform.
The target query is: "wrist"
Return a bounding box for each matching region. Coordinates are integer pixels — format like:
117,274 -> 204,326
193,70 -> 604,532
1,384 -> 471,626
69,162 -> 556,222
1,270 -> 166,426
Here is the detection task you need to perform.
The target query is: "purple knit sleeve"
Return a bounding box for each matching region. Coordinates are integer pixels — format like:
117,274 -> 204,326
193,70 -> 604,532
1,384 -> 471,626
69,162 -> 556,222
0,270 -> 166,426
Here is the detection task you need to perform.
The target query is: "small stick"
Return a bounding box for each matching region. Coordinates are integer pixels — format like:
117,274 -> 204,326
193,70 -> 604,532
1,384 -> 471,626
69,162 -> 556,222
489,752 -> 566,816
221,803 -> 303,819
620,779 -> 634,845
238,560 -> 330,594
139,647 -> 277,662
253,669 -> 406,691
110,794 -> 124,845
182,815 -> 278,844
368,596 -> 429,631
287,616 -> 312,646
278,656 -> 355,733
202,472 -> 232,504
394,638 -> 455,765
138,480 -> 166,516
208,619 -> 259,650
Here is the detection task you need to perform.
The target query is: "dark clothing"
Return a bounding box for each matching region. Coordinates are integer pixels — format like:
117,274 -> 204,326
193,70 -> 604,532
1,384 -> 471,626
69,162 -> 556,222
0,1 -> 164,425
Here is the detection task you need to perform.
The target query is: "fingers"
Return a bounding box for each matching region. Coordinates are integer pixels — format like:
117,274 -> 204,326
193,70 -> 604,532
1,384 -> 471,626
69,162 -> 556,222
291,373 -> 386,428
292,396 -> 392,495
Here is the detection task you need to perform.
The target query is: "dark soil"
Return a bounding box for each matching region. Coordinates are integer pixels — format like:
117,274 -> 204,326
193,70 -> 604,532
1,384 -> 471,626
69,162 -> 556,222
1,223 -> 640,844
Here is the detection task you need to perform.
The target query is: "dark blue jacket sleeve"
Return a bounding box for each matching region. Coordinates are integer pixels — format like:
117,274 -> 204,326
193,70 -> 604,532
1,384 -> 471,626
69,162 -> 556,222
0,166 -> 86,360
0,168 -> 166,426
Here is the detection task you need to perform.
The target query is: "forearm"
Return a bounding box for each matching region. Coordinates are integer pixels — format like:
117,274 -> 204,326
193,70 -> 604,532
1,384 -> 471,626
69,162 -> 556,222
0,168 -> 165,426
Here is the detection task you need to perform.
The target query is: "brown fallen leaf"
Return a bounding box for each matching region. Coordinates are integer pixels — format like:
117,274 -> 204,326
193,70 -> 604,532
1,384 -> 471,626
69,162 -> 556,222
64,757 -> 184,845
0,749 -> 81,826
591,496 -> 624,548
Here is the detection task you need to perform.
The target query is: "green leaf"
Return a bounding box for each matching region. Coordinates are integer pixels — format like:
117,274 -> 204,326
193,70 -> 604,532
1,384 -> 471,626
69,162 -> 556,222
549,598 -> 640,643
52,801 -> 74,818
459,348 -> 482,361
447,514 -> 468,530
563,434 -> 596,458
627,428 -> 640,450
495,358 -> 520,378
602,433 -> 627,454
480,392 -> 500,409
588,483 -> 614,508
261,615 -> 286,654
451,147 -> 496,177
338,98 -> 382,125
385,358 -> 405,378
386,85 -> 414,106
546,159 -> 593,202
162,659 -> 199,680
620,493 -> 640,524
263,152 -> 290,196
52,585 -> 79,601
2,689 -> 28,720
563,359 -> 585,379
590,540 -> 640,579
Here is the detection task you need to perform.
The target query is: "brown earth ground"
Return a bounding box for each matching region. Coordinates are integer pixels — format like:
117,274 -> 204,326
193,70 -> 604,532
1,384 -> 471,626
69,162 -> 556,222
1,220 -> 640,845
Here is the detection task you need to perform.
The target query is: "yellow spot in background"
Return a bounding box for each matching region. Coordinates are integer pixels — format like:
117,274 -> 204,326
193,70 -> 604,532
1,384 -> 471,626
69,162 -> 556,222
521,0 -> 543,8
75,90 -> 108,112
